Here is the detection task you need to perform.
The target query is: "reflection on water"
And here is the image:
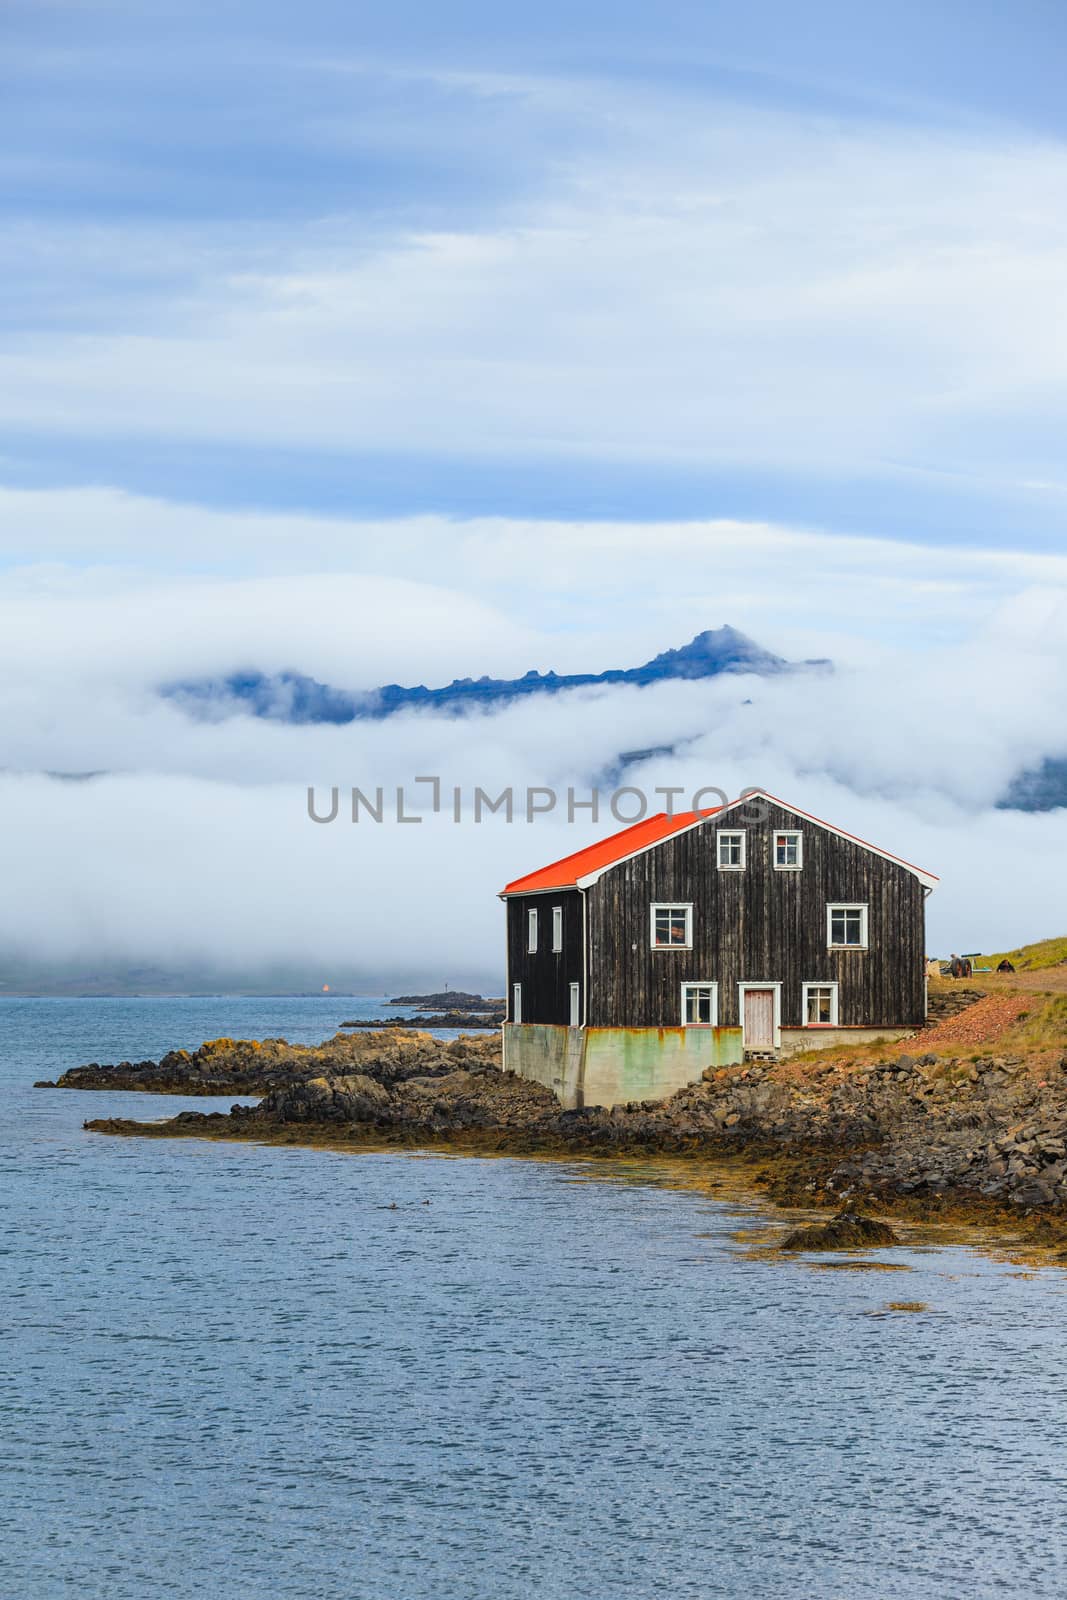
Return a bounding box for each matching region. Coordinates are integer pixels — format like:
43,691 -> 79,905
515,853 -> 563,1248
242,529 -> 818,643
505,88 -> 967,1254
3,997 -> 1067,1600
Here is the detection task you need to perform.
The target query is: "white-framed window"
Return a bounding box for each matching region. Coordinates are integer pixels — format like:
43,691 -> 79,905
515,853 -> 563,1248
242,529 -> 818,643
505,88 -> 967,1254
569,982 -> 580,1027
827,904 -> 869,949
552,905 -> 563,953
512,983 -> 522,1023
527,908 -> 538,953
650,903 -> 693,949
802,981 -> 839,1026
681,981 -> 718,1027
717,829 -> 746,870
774,831 -> 803,870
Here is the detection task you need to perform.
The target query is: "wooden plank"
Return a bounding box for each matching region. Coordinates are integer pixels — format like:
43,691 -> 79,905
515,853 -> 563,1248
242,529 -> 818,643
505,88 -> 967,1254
582,801 -> 926,1029
505,888 -> 583,1024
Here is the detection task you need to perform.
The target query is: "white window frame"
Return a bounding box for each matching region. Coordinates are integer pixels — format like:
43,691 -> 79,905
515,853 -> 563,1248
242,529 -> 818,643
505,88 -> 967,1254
650,902 -> 693,950
737,981 -> 782,1049
527,908 -> 538,953
681,981 -> 719,1027
802,981 -> 839,1027
512,983 -> 522,1024
773,830 -> 803,871
827,903 -> 869,950
551,905 -> 563,953
569,982 -> 580,1027
716,829 -> 746,871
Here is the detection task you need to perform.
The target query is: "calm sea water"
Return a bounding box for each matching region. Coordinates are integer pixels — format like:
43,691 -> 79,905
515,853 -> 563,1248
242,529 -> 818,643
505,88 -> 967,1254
3,996 -> 1067,1599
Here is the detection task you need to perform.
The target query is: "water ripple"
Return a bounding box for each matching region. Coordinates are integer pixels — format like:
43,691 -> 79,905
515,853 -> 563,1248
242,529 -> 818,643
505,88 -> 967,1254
2,997 -> 1067,1598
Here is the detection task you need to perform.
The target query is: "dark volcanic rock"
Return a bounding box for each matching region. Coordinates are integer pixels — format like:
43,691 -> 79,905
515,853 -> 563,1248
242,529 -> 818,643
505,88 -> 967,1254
340,1012 -> 503,1029
72,1023 -> 1067,1220
779,1212 -> 901,1251
45,1029 -> 502,1095
387,992 -> 502,1010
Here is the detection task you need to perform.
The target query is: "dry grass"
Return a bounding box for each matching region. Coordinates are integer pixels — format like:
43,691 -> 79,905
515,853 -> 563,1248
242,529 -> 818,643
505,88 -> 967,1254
930,967 -> 1067,996
923,986 -> 1067,1061
928,934 -> 1067,995
999,993 -> 1067,1054
774,982 -> 1065,1082
986,935 -> 1067,972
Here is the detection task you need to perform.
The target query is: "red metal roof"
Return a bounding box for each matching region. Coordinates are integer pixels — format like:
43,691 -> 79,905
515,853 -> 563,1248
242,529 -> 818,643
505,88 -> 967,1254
501,808 -> 720,895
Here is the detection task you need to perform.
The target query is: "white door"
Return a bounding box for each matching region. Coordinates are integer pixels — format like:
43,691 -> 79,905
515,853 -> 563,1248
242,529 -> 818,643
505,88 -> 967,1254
743,988 -> 775,1049
569,983 -> 580,1027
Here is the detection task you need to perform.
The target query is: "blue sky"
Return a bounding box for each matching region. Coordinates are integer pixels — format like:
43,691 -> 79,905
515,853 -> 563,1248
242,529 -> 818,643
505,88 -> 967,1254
4,0 -> 1067,550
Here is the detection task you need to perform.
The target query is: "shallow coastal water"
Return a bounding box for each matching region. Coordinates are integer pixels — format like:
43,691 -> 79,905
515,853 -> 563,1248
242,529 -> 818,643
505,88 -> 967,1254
4,997 -> 1067,1600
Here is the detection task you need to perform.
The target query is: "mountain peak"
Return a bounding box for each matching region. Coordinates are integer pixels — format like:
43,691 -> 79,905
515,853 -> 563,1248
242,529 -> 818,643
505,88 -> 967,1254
642,625 -> 787,679
162,626 -> 828,725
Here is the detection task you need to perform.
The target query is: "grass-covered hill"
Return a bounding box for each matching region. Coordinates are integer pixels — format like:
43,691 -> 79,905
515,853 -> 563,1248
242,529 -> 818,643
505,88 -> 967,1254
986,936 -> 1067,972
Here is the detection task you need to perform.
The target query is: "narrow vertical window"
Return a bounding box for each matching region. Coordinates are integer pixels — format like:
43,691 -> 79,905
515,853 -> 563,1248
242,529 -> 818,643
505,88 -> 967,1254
552,905 -> 563,952
512,983 -> 522,1024
569,983 -> 580,1027
527,908 -> 538,953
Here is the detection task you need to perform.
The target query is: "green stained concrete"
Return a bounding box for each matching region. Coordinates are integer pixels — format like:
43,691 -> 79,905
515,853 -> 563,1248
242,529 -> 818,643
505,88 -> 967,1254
504,1023 -> 743,1110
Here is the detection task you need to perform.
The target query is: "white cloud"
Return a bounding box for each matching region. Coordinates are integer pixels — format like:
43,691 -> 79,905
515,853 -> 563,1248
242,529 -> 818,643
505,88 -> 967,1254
0,499 -> 1065,974
0,757 -> 1064,980
1,492 -> 1065,814
4,94 -> 1067,487
6,54 -> 1067,986
0,559 -> 539,689
4,484 -> 1067,662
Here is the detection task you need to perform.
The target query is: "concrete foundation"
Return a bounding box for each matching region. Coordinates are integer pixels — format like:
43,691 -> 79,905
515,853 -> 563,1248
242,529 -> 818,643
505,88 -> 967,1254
503,1023 -> 744,1110
778,1026 -> 917,1057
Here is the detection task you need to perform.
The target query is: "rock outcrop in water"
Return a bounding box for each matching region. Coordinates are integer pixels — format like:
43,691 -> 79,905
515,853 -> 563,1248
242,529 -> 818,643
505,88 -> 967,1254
779,1212 -> 901,1250
386,991 -> 503,1010
37,1030 -> 502,1095
339,1012 -> 503,1029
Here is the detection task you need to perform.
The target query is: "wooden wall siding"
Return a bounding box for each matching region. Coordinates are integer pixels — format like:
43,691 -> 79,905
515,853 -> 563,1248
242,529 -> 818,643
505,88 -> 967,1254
584,802 -> 926,1029
505,888 -> 583,1024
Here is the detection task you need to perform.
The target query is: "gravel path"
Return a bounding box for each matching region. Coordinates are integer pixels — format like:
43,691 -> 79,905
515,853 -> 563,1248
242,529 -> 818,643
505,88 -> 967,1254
919,993 -> 1031,1048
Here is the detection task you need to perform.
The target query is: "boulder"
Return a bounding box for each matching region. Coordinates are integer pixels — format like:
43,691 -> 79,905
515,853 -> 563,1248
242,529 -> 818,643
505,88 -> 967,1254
779,1211 -> 901,1251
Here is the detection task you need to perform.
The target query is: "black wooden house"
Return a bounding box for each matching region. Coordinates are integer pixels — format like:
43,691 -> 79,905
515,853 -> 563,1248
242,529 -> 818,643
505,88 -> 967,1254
499,790 -> 937,1108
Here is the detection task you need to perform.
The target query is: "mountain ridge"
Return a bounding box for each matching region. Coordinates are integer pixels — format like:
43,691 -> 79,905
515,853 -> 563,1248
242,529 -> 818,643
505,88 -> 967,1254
163,625 -> 830,725
997,757 -> 1067,813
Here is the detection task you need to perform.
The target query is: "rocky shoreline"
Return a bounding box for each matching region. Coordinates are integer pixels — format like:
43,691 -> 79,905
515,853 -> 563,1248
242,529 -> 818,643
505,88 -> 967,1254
45,997 -> 1067,1240
35,1030 -> 485,1096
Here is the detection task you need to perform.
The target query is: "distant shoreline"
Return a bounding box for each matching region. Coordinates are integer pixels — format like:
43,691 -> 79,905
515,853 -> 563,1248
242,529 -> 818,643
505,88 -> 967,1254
0,989 -> 497,1001
0,990 -> 375,1000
